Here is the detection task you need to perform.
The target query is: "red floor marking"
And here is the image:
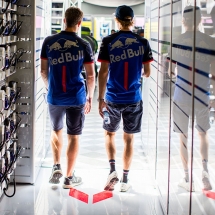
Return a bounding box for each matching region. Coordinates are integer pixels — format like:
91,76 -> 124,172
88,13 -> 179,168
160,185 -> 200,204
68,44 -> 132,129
93,191 -> 113,204
202,189 -> 215,200
69,188 -> 89,203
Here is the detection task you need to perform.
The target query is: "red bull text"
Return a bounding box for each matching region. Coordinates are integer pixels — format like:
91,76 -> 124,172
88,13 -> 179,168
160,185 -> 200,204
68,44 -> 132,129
110,46 -> 144,63
48,51 -> 84,65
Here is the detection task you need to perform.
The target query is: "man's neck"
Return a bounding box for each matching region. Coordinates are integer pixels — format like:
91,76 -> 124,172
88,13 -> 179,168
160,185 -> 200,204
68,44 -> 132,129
65,27 -> 77,33
119,28 -> 131,31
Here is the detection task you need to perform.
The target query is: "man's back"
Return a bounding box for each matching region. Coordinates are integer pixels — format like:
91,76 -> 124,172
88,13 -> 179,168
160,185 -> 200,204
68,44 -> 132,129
98,31 -> 153,104
41,31 -> 94,105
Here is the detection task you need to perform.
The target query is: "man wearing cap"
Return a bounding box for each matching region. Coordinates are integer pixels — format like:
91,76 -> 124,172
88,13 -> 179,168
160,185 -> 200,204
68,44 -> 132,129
111,29 -> 116,34
97,5 -> 153,192
137,29 -> 144,38
168,6 -> 215,191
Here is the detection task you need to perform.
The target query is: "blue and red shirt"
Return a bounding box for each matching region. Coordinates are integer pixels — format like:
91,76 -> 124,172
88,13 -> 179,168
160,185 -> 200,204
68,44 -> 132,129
41,31 -> 94,106
98,31 -> 153,104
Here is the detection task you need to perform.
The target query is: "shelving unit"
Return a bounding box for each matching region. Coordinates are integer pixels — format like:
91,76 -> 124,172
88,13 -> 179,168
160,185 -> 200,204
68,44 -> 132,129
51,0 -> 65,34
51,0 -> 82,34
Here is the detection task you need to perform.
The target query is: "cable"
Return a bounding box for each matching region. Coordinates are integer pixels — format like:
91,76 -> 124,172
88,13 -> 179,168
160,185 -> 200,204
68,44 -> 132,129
2,146 -> 23,198
11,0 -> 20,5
0,145 -> 22,183
11,113 -> 22,134
4,85 -> 22,110
0,19 -> 6,35
0,141 -> 5,151
0,113 -> 21,151
16,48 -> 25,62
7,48 -> 24,72
3,177 -> 16,197
8,48 -> 25,73
5,20 -> 17,36
1,48 -> 25,72
2,0 -> 12,14
0,158 -> 10,183
10,21 -> 22,36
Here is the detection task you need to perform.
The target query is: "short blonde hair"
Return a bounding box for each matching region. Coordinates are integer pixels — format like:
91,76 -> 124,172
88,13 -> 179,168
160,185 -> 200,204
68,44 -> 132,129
115,17 -> 134,28
65,7 -> 83,27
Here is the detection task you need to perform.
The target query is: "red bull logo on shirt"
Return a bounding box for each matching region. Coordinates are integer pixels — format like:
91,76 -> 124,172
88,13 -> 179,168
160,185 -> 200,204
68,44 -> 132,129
110,46 -> 144,63
48,39 -> 79,52
109,37 -> 139,51
48,51 -> 84,65
125,38 -> 139,46
64,40 -> 79,48
109,36 -> 144,63
48,42 -> 62,52
110,40 -> 124,51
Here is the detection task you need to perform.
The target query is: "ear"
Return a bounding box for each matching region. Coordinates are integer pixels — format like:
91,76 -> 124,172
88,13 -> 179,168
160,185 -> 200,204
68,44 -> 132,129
77,20 -> 82,27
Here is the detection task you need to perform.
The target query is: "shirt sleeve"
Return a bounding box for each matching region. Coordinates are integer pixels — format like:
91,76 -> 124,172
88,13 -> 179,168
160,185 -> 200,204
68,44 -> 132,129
97,38 -> 110,63
40,37 -> 48,60
83,42 -> 94,64
142,40 -> 153,64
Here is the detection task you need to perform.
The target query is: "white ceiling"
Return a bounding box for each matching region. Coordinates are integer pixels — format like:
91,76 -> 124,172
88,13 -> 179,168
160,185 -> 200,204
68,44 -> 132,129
83,0 -> 144,7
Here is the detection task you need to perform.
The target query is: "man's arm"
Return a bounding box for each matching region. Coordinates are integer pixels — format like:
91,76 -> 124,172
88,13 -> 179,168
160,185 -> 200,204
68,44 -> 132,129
84,63 -> 95,100
142,40 -> 153,75
40,59 -> 49,88
98,62 -> 109,117
143,63 -> 151,77
98,62 -> 109,99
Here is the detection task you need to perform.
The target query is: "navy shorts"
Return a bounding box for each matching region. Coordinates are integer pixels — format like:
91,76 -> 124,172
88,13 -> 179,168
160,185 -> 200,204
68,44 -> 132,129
104,101 -> 143,134
173,102 -> 210,133
48,104 -> 85,135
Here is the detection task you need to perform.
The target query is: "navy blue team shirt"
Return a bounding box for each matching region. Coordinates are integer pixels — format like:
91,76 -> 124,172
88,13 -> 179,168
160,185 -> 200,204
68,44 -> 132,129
41,31 -> 94,106
98,31 -> 153,104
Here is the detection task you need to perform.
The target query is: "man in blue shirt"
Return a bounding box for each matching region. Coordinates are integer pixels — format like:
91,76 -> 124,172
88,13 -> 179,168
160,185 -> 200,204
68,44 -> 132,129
98,5 -> 153,192
40,7 -> 95,188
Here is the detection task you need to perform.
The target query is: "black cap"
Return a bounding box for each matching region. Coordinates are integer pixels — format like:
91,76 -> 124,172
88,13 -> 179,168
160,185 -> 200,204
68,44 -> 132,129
115,5 -> 134,21
137,29 -> 144,34
183,5 -> 201,20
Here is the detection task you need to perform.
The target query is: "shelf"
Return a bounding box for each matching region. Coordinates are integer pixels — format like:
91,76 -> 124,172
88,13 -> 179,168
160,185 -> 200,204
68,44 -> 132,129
51,25 -> 62,27
51,25 -> 61,30
52,0 -> 64,2
52,11 -> 63,15
51,0 -> 65,34
52,16 -> 63,19
51,20 -> 63,24
51,8 -> 63,11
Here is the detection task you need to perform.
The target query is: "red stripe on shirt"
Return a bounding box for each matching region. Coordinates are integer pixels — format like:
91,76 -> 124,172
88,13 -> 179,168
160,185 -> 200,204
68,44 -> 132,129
62,66 -> 66,93
97,59 -> 110,63
84,61 -> 94,64
124,62 -> 128,91
142,59 -> 154,64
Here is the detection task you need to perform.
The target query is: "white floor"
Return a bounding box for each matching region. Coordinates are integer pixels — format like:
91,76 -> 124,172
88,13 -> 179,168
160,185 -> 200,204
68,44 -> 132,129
0,168 -> 163,215
0,89 -> 163,215
1,88 -> 215,215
